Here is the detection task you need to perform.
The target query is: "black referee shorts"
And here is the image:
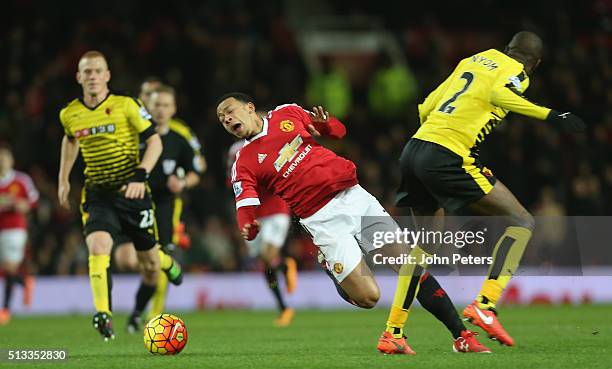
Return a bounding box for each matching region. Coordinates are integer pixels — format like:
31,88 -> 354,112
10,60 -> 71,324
80,186 -> 158,251
396,138 -> 496,212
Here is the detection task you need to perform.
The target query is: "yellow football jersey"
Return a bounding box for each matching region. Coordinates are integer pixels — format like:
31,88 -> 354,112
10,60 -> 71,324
59,94 -> 153,188
414,49 -> 551,157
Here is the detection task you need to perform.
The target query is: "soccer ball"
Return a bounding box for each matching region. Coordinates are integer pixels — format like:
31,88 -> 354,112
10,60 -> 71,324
143,314 -> 188,355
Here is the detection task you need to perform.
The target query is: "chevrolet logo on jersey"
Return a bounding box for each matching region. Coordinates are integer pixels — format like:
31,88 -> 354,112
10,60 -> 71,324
274,135 -> 303,171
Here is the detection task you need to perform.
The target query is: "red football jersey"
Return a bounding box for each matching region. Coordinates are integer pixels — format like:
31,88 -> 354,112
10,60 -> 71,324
230,104 -> 357,218
227,140 -> 290,218
255,189 -> 290,218
0,170 -> 39,230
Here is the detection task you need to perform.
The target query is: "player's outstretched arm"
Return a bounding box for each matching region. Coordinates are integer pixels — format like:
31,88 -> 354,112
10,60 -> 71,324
306,106 -> 347,139
545,110 -> 586,132
491,83 -> 585,132
58,135 -> 80,209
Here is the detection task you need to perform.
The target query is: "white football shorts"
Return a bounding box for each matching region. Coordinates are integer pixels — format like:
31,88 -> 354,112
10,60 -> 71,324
0,229 -> 28,264
299,184 -> 400,282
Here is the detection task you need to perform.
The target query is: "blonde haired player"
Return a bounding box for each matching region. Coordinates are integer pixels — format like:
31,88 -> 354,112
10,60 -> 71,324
58,51 -> 179,340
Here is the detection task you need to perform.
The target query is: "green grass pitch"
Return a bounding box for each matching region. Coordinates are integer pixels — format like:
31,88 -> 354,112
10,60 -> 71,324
1,305 -> 610,368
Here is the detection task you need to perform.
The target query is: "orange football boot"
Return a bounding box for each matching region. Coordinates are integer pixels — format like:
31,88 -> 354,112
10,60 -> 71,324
377,331 -> 416,355
463,301 -> 514,346
274,308 -> 295,327
453,330 -> 492,353
0,308 -> 11,325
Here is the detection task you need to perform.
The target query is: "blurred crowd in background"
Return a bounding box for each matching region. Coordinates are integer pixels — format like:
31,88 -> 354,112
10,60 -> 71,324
0,0 -> 610,275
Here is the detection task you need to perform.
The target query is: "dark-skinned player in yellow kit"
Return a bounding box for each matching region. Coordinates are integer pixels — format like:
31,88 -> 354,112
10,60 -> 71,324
387,31 -> 585,349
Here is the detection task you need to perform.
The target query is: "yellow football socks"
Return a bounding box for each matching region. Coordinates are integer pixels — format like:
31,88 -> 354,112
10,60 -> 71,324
385,246 -> 430,338
477,226 -> 532,308
148,249 -> 174,318
158,249 -> 173,270
148,272 -> 169,319
88,254 -> 111,314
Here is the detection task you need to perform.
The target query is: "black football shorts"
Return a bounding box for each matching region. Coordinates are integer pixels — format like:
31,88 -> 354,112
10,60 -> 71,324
80,186 -> 158,251
396,138 -> 496,212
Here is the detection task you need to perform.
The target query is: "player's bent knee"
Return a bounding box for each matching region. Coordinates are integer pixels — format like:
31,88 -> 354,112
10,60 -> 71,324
261,253 -> 276,267
137,249 -> 160,273
339,261 -> 380,308
116,258 -> 139,272
356,291 -> 380,309
510,211 -> 535,231
352,285 -> 380,309
144,264 -> 159,276
114,244 -> 139,272
365,291 -> 381,308
86,232 -> 113,255
522,212 -> 536,231
140,262 -> 160,283
142,257 -> 160,272
261,244 -> 279,264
